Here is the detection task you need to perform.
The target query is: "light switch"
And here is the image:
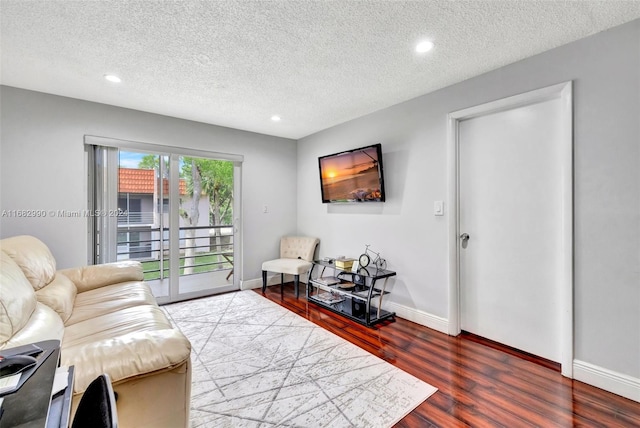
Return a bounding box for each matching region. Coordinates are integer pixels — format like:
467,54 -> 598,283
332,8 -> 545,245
434,201 -> 444,216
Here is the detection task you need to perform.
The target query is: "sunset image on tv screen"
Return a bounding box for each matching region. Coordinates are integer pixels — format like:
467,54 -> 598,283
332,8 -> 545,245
320,146 -> 383,202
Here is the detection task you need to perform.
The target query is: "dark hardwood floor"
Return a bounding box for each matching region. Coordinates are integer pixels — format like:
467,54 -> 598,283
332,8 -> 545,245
255,284 -> 640,427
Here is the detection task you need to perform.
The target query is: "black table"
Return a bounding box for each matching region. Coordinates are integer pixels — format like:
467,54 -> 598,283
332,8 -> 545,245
0,340 -> 74,428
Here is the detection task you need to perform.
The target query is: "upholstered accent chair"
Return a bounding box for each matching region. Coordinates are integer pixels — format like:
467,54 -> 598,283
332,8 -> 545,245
262,236 -> 319,297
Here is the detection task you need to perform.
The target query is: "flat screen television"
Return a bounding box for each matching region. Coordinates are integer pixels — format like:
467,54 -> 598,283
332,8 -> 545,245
318,143 -> 386,203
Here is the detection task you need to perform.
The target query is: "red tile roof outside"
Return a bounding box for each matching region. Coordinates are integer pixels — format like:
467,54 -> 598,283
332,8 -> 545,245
119,168 -> 187,195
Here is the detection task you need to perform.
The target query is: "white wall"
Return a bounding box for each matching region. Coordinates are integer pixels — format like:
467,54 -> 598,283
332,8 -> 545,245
298,19 -> 640,386
0,87 -> 298,283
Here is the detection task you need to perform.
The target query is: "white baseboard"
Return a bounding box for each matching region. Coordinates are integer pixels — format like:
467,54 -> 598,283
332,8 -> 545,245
243,278 -> 448,334
383,301 -> 449,334
377,305 -> 640,404
240,278 -> 262,290
573,360 -> 640,403
243,279 -> 450,334
380,303 -> 640,404
233,285 -> 640,404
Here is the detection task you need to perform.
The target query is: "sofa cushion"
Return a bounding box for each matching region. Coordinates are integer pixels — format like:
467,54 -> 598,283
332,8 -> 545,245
1,303 -> 65,350
60,261 -> 144,293
62,329 -> 191,394
0,251 -> 38,346
36,273 -> 77,323
0,235 -> 56,290
65,281 -> 157,326
62,305 -> 173,349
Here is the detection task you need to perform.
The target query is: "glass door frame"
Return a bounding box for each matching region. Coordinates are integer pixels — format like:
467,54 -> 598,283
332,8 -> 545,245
86,135 -> 243,305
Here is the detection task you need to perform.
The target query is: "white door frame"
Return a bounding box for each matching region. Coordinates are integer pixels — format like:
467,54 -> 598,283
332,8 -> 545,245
446,81 -> 574,377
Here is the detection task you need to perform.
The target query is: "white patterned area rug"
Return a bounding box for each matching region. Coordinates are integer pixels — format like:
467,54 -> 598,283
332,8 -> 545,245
163,290 -> 437,428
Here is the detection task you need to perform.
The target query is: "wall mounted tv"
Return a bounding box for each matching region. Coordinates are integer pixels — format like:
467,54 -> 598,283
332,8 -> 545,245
318,143 -> 386,203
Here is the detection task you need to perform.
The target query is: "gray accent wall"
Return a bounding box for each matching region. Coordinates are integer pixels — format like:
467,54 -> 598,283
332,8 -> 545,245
297,20 -> 639,378
0,87 -> 298,282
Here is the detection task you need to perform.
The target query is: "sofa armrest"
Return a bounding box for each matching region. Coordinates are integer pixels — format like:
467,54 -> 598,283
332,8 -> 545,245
62,329 -> 191,394
59,261 -> 144,293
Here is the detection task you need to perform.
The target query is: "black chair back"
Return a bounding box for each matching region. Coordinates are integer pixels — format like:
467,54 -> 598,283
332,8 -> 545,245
71,373 -> 118,428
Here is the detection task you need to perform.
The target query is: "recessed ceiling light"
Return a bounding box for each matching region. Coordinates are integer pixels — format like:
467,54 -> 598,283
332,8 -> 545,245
271,115 -> 281,122
415,40 -> 434,53
104,74 -> 122,83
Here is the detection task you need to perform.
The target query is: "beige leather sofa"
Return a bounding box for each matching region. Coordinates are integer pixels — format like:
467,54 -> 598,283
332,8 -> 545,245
0,235 -> 191,428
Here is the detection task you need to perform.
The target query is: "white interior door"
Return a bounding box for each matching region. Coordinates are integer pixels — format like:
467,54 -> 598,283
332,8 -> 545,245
458,97 -> 565,363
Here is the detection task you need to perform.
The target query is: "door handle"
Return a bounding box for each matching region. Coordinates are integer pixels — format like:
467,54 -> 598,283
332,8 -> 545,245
460,233 -> 470,249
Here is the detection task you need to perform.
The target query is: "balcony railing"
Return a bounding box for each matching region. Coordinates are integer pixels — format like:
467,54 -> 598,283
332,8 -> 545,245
116,225 -> 233,280
117,211 -> 155,225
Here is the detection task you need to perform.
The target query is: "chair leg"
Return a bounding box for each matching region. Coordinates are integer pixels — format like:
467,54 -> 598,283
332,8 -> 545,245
281,273 -> 284,294
262,270 -> 267,292
294,275 -> 300,298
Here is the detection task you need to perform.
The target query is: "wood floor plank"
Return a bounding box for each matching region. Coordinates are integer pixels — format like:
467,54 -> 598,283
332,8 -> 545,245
255,285 -> 640,427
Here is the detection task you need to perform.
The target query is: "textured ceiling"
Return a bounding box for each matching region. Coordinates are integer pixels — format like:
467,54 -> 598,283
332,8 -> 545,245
2,1 -> 639,139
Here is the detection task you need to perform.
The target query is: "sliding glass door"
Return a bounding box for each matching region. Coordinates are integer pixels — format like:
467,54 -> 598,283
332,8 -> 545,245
89,140 -> 241,304
170,154 -> 236,298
